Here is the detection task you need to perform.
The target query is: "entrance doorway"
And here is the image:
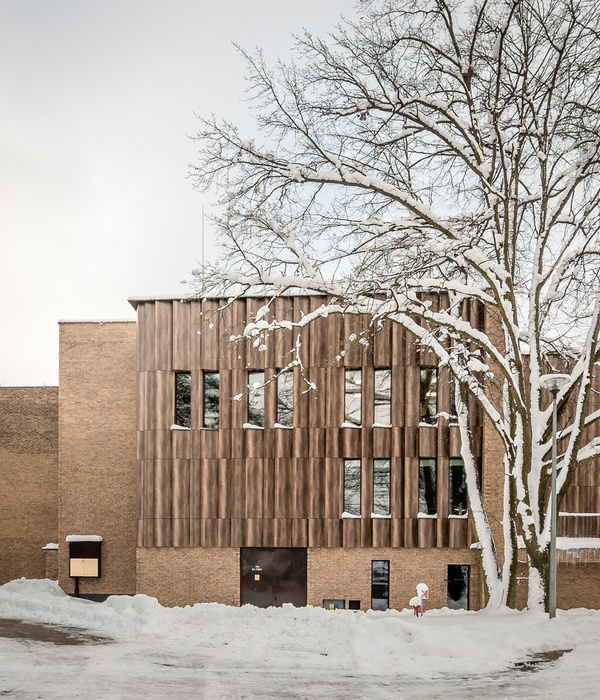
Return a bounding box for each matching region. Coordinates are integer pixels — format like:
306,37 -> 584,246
240,547 -> 307,608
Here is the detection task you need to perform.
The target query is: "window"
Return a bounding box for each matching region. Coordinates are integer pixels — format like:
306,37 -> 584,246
371,560 -> 389,611
174,372 -> 191,428
449,372 -> 457,419
374,369 -> 391,425
373,459 -> 391,516
449,457 -> 468,515
344,459 -> 361,516
203,372 -> 219,429
248,371 -> 265,427
344,369 -> 362,425
276,371 -> 294,427
419,458 -> 437,515
419,368 -> 438,425
447,565 -> 470,610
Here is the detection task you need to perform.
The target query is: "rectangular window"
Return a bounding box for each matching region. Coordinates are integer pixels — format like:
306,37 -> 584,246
419,368 -> 438,425
449,372 -> 457,419
447,565 -> 470,610
374,369 -> 392,425
174,372 -> 191,428
449,457 -> 468,515
371,560 -> 389,611
203,371 -> 219,429
248,371 -> 265,427
373,459 -> 391,516
276,371 -> 294,427
419,458 -> 437,515
344,369 -> 362,426
344,459 -> 361,516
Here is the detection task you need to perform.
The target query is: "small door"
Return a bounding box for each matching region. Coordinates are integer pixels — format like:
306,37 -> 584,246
240,547 -> 307,608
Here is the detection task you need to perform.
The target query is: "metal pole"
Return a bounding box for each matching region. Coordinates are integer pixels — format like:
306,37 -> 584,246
549,389 -> 558,619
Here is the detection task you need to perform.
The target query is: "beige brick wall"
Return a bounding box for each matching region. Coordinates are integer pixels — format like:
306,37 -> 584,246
135,546 -> 483,611
136,547 -> 241,607
308,547 -> 483,611
0,387 -> 58,584
58,321 -> 137,596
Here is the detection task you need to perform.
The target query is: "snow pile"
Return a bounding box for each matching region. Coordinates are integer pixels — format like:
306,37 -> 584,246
2,579 -> 600,683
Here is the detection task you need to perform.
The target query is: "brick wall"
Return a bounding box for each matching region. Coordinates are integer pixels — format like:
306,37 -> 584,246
136,547 -> 240,607
308,547 -> 483,611
135,546 -> 483,611
0,387 -> 58,584
58,321 -> 137,596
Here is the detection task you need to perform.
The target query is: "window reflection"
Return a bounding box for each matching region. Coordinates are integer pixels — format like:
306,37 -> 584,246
345,369 -> 362,425
344,459 -> 361,516
447,564 -> 470,609
449,457 -> 468,515
248,371 -> 265,427
175,372 -> 191,428
373,459 -> 390,516
371,560 -> 389,611
374,369 -> 391,425
203,371 -> 219,429
419,458 -> 437,515
419,368 -> 438,425
276,371 -> 294,427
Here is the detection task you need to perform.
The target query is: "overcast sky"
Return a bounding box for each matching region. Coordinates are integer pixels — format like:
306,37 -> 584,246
0,0 -> 354,386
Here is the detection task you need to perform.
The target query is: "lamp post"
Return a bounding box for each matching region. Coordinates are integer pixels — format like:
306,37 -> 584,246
539,373 -> 570,619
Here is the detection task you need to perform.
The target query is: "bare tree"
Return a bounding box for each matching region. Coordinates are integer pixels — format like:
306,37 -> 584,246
191,0 -> 600,609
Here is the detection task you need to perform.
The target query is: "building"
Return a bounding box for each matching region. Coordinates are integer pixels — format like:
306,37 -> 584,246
1,295 -> 599,610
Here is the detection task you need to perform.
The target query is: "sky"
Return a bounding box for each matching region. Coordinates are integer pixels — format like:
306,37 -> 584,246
0,0 -> 355,386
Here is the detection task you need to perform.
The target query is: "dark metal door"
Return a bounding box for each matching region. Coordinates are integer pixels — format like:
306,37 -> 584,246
240,548 -> 307,608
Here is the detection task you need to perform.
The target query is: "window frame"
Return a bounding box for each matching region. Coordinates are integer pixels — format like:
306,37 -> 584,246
276,370 -> 294,427
344,368 -> 362,426
418,457 -> 437,516
419,367 -> 438,425
447,564 -> 470,610
373,458 -> 391,517
449,457 -> 468,516
374,368 -> 392,426
343,458 -> 361,516
247,370 -> 265,427
174,371 -> 191,428
371,560 -> 390,611
202,371 -> 219,430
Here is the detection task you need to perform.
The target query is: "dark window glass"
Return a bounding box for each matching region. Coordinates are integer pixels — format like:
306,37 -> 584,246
374,369 -> 392,425
449,457 -> 468,515
203,372 -> 219,429
419,368 -> 438,425
276,371 -> 294,427
373,459 -> 391,516
248,371 -> 265,427
419,458 -> 437,515
371,560 -> 389,611
344,459 -> 361,516
174,372 -> 191,428
449,372 -> 457,419
345,369 -> 362,425
447,565 -> 470,610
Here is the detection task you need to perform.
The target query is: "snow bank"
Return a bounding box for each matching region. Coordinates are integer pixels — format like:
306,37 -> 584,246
2,579 -> 600,680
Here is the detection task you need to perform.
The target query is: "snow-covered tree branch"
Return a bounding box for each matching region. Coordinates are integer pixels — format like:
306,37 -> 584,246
191,0 -> 600,610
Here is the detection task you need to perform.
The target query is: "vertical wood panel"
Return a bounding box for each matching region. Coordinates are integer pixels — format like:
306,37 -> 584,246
231,459 -> 246,519
360,518 -> 372,548
172,459 -> 190,547
372,519 -> 390,548
138,302 -> 155,371
308,518 -> 324,547
293,458 -> 310,518
324,458 -> 342,518
172,301 -> 191,370
274,457 -> 293,518
263,458 -> 275,519
404,518 -> 417,547
200,459 -> 218,519
374,319 -> 392,367
200,300 -> 220,368
230,518 -> 243,547
291,518 -> 308,547
155,370 -> 173,430
154,301 -> 173,370
190,301 -> 203,371
342,518 -> 360,547
218,458 -> 230,519
201,519 -> 218,547
309,458 -> 325,518
274,518 -> 291,547
390,518 -> 403,547
418,518 -> 436,548
324,519 -> 342,547
327,367 -> 344,427
218,518 -> 231,547
246,459 -> 263,518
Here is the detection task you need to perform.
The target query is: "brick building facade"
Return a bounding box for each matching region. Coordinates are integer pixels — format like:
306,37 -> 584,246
1,295 -> 599,610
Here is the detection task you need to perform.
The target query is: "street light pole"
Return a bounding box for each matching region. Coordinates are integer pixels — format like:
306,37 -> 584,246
540,373 -> 570,620
549,386 -> 558,620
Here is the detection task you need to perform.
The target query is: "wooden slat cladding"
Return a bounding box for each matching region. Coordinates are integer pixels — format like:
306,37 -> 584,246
135,298 -> 485,549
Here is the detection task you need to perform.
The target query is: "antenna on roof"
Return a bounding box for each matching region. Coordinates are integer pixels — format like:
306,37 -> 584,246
202,203 -> 205,293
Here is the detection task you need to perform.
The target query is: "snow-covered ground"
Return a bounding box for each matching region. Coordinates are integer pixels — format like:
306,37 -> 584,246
0,579 -> 599,699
